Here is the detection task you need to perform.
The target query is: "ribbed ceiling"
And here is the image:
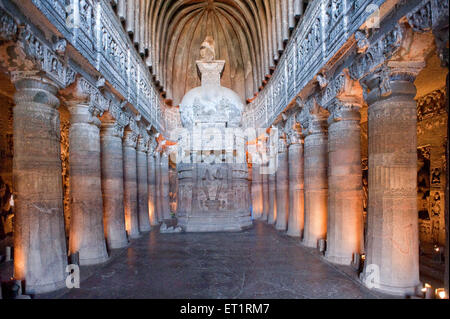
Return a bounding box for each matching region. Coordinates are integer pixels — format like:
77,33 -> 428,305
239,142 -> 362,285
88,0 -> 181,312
114,0 -> 309,105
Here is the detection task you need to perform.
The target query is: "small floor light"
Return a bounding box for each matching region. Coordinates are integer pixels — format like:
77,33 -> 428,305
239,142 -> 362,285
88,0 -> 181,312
423,283 -> 433,299
435,288 -> 447,299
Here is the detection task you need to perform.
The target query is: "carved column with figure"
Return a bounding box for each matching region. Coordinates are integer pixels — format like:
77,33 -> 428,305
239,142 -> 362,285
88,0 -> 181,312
67,80 -> 108,266
12,74 -> 68,294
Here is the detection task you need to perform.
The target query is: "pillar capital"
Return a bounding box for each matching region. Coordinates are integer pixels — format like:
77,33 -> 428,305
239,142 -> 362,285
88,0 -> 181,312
123,129 -> 138,148
303,112 -> 329,136
285,112 -> 304,146
12,72 -> 60,109
328,101 -> 361,124
148,137 -> 158,156
277,132 -> 288,153
361,62 -> 423,105
137,134 -> 150,153
101,121 -> 124,139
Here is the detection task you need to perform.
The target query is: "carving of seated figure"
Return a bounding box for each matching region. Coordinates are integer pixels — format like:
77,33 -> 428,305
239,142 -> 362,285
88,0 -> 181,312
199,36 -> 215,62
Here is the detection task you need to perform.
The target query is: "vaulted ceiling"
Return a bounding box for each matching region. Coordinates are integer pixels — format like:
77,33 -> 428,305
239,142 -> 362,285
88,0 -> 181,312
113,0 -> 309,105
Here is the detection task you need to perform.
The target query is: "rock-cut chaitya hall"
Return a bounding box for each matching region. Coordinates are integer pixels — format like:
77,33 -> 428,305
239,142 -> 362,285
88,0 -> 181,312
0,0 -> 448,300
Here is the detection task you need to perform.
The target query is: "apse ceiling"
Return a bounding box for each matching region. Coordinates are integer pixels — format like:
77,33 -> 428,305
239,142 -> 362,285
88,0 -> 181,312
114,0 -> 309,105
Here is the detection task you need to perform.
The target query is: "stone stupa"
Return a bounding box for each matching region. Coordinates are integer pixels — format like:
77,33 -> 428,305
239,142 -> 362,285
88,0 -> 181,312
177,37 -> 252,232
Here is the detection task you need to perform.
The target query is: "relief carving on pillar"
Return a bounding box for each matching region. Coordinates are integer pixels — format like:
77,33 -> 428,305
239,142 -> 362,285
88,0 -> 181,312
298,96 -> 329,137
137,129 -> 150,153
285,112 -> 303,146
123,128 -> 138,149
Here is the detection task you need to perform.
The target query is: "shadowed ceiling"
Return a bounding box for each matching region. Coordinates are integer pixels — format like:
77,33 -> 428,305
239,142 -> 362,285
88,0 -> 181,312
114,0 -> 309,105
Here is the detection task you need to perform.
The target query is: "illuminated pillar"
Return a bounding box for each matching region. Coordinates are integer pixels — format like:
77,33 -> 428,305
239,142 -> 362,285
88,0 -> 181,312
251,162 -> 263,219
301,104 -> 329,248
123,129 -> 140,239
154,151 -> 162,223
147,142 -> 158,226
326,100 -> 363,265
268,130 -> 278,225
287,124 -> 304,237
161,150 -> 171,220
137,136 -> 151,232
262,173 -> 270,221
68,98 -> 108,266
12,75 -> 67,294
275,133 -> 289,231
100,119 -> 128,249
361,65 -> 421,295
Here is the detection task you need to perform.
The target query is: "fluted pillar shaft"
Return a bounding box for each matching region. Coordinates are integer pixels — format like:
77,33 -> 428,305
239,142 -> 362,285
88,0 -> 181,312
100,121 -> 128,249
161,151 -> 171,220
303,114 -> 328,248
326,105 -> 363,264
251,163 -> 263,219
12,76 -> 67,294
154,151 -> 162,223
148,151 -> 158,225
68,102 -> 108,266
262,173 -> 270,221
123,130 -> 140,239
268,173 -> 277,225
275,135 -> 289,231
361,67 -> 421,295
137,137 -> 151,232
287,134 -> 304,237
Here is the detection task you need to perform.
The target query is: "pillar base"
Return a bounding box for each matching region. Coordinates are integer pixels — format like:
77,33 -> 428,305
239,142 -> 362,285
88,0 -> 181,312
361,278 -> 420,297
139,226 -> 152,233
302,238 -> 319,248
24,278 -> 67,295
324,253 -> 353,265
80,254 -> 109,266
108,239 -> 129,250
128,232 -> 141,240
286,229 -> 301,238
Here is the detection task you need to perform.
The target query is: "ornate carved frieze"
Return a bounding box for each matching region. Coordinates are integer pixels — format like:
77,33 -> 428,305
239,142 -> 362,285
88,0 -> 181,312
349,23 -> 405,81
417,88 -> 447,121
1,0 -> 171,134
0,7 -> 18,41
0,17 -> 76,88
241,0 -> 389,129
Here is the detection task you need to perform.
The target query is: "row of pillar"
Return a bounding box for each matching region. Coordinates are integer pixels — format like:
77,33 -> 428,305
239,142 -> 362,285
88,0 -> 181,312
11,75 -> 169,294
253,65 -> 424,295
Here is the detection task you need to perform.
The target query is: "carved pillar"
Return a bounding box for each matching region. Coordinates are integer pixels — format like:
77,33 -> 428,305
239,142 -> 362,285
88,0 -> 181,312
147,141 -> 158,226
154,150 -> 162,223
12,75 -> 68,294
301,104 -> 329,248
251,161 -> 263,220
123,129 -> 140,239
161,149 -> 171,220
268,129 -> 278,225
287,121 -> 304,237
275,132 -> 289,231
68,97 -> 108,266
260,135 -> 270,221
100,118 -> 128,249
361,63 -> 422,295
137,135 -> 151,232
325,94 -> 364,265
262,172 -> 270,222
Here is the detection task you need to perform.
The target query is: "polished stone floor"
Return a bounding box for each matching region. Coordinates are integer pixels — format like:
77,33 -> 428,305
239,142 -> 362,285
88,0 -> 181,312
32,222 -> 388,299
